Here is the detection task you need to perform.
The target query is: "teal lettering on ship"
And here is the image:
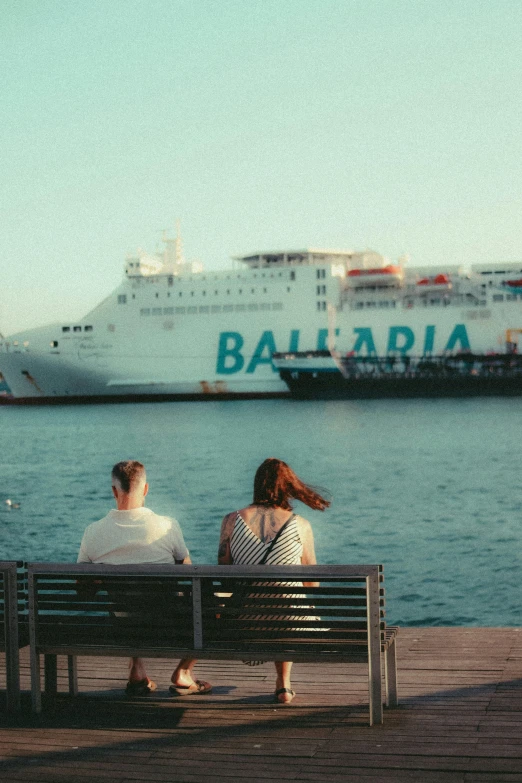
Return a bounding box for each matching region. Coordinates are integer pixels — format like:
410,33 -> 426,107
387,326 -> 415,355
216,332 -> 245,374
317,328 -> 340,351
216,324 -> 471,374
444,324 -> 470,352
246,331 -> 278,374
424,325 -> 436,354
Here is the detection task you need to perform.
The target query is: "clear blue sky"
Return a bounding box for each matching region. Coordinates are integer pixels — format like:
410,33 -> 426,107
2,0 -> 522,334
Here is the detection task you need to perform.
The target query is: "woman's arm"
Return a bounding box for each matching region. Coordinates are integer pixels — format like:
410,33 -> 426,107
217,512 -> 235,565
298,517 -> 319,587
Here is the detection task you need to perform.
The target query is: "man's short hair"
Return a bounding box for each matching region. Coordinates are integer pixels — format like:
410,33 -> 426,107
111,460 -> 146,494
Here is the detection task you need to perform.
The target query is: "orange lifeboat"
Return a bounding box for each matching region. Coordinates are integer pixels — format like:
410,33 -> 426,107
346,265 -> 403,288
416,273 -> 452,291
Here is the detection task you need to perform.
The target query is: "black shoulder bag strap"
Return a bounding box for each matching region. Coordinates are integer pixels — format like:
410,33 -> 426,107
258,513 -> 296,565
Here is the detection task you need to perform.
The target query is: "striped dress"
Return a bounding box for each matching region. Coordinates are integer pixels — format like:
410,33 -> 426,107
229,513 -> 311,665
230,512 -> 303,566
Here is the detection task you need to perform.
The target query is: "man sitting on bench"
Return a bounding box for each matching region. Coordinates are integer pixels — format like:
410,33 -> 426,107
77,459 -> 212,697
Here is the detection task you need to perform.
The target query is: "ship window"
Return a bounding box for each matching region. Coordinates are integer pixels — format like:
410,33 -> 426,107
152,307 -> 162,315
506,294 -> 516,301
199,306 -> 209,313
495,270 -> 506,274
429,298 -> 440,305
272,302 -> 283,311
481,271 -> 492,275
163,307 -> 174,315
290,271 -> 295,280
118,295 -> 127,304
179,291 -> 183,297
226,289 -> 230,295
355,302 -> 363,309
167,292 -> 171,298
73,326 -> 82,332
379,301 -> 389,308
251,288 -> 255,294
168,276 -> 174,286
187,306 -> 197,314
62,326 -> 70,332
202,291 -> 206,296
155,293 -> 159,298
493,294 -> 504,302
223,304 -> 234,312
211,305 -> 221,313
248,304 -> 259,311
175,307 -> 186,314
191,291 -> 194,296
215,290 -> 218,295
366,302 -> 376,308
132,294 -> 136,299
235,304 -> 246,312
260,302 -> 270,310
84,325 -> 93,331
140,308 -> 150,316
50,340 -> 58,348
239,289 -> 242,294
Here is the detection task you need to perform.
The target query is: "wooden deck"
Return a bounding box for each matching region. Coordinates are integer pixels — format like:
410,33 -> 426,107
1,627 -> 522,782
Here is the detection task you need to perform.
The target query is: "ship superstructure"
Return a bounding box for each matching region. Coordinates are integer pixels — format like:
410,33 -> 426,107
1,229 -> 522,402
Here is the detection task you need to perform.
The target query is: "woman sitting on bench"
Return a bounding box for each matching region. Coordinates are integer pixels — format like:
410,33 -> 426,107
217,457 -> 330,704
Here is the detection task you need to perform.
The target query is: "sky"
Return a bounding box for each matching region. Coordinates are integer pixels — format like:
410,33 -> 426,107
2,0 -> 522,335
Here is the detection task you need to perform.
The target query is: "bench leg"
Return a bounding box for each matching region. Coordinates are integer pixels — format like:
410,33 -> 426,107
4,569 -> 21,713
68,656 -> 78,696
385,637 -> 399,709
5,634 -> 21,714
368,654 -> 383,726
30,650 -> 42,714
44,654 -> 58,696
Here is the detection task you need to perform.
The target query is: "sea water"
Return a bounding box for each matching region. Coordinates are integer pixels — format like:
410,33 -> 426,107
1,398 -> 521,627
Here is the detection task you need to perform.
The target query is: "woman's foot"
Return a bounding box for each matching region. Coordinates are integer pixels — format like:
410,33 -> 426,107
275,687 -> 295,704
171,659 -> 212,692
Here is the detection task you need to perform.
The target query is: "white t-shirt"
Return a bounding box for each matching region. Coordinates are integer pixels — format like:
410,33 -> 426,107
77,507 -> 189,564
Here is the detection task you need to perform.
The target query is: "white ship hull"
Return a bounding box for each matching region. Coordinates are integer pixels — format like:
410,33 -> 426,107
2,239 -> 522,402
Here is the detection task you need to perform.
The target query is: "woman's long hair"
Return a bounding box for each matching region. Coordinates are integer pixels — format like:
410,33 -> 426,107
253,458 -> 330,511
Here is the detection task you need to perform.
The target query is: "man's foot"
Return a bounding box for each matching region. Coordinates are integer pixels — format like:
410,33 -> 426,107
169,680 -> 212,696
274,687 -> 295,704
125,678 -> 157,697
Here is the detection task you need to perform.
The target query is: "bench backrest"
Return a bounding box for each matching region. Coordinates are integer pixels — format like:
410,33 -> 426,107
0,561 -> 27,652
27,564 -> 385,661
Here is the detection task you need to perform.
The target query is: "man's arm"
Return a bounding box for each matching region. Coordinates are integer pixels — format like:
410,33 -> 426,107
217,513 -> 235,565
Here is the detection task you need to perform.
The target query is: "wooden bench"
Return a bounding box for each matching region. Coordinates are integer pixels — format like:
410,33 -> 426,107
0,561 -> 29,713
27,563 -> 399,725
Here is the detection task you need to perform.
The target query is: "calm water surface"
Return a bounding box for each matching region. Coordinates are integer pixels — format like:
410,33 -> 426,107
1,398 -> 521,626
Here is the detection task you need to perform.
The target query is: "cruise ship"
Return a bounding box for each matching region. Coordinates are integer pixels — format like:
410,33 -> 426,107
1,229 -> 522,402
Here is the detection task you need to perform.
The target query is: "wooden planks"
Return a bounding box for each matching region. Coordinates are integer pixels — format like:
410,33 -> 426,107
0,627 -> 522,781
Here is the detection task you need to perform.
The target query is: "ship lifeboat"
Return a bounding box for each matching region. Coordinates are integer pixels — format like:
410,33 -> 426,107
346,264 -> 403,288
416,273 -> 452,292
503,278 -> 522,288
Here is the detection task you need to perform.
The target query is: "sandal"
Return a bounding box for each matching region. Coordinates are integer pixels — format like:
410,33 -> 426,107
169,679 -> 212,696
125,678 -> 157,697
274,687 -> 295,704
